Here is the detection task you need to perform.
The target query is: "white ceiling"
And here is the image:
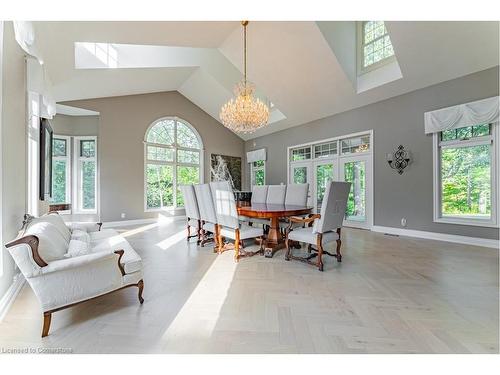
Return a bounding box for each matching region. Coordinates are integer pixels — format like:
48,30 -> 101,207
34,21 -> 499,140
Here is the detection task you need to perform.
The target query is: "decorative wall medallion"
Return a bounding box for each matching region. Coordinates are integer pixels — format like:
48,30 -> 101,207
387,145 -> 411,174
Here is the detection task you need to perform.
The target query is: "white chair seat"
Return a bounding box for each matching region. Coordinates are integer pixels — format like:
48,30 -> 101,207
202,222 -> 216,233
220,225 -> 263,240
288,227 -> 339,245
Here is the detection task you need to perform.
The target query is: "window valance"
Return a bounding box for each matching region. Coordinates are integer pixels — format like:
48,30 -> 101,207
424,96 -> 499,134
246,148 -> 266,163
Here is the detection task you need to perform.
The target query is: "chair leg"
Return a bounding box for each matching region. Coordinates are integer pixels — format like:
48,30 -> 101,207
316,234 -> 324,272
234,229 -> 240,262
42,312 -> 52,338
186,222 -> 191,242
196,220 -> 202,244
137,279 -> 145,304
200,228 -> 206,247
336,239 -> 342,262
307,244 -> 312,253
285,235 -> 291,261
213,225 -> 220,253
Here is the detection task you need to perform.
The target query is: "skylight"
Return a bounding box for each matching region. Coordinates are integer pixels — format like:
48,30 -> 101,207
359,21 -> 395,72
77,42 -> 118,68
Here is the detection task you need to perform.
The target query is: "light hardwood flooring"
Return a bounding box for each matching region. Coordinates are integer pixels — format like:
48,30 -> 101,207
0,221 -> 498,353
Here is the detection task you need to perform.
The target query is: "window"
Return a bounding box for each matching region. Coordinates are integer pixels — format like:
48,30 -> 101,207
291,146 -> 311,161
251,160 -> 266,186
145,117 -> 203,210
79,42 -> 118,68
358,21 -> 395,73
341,135 -> 370,155
434,123 -> 498,227
314,141 -> 338,159
51,136 -> 71,205
74,136 -> 97,213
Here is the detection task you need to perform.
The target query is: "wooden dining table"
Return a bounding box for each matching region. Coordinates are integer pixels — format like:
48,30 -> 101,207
237,202 -> 313,258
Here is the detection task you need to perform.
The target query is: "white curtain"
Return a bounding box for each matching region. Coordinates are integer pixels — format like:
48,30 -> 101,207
246,148 -> 266,163
13,21 -> 56,118
424,96 -> 499,134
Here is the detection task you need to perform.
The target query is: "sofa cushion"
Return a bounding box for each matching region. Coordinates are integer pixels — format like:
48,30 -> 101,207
66,239 -> 91,258
25,221 -> 69,262
90,232 -> 142,274
35,214 -> 71,243
71,229 -> 89,243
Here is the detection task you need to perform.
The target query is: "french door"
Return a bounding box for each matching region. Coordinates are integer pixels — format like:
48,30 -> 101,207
313,159 -> 336,213
290,161 -> 313,206
339,154 -> 372,229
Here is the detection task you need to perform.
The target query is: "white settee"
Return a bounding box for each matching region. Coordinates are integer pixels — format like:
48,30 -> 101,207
5,213 -> 144,337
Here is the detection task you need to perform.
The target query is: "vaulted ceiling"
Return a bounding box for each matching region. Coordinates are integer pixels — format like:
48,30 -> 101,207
34,21 -> 499,140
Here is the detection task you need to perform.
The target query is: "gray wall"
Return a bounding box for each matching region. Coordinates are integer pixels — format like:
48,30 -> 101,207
50,114 -> 99,136
245,67 -> 499,240
64,91 -> 245,222
1,23 -> 27,298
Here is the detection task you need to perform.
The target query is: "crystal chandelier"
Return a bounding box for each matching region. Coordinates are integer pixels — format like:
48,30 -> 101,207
220,21 -> 269,134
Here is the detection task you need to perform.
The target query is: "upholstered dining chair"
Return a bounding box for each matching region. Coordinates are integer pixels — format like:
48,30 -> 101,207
279,183 -> 310,232
284,183 -> 309,206
251,185 -> 268,204
179,184 -> 201,244
210,181 -> 264,262
285,181 -> 350,271
194,183 -> 219,250
266,185 -> 286,205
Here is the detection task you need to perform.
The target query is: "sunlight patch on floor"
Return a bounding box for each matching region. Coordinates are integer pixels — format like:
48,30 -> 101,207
155,230 -> 186,250
120,223 -> 159,237
160,252 -> 238,352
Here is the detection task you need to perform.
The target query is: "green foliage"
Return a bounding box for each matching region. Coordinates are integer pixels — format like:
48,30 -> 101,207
316,164 -> 333,208
176,166 -> 200,206
441,144 -> 491,217
254,169 -> 265,185
344,161 -> 366,219
146,164 -> 174,209
51,160 -> 67,203
82,161 -> 96,209
52,139 -> 66,157
293,167 -> 307,184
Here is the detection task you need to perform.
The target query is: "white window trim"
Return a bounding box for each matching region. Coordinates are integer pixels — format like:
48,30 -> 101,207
73,136 -> 98,214
144,116 -> 204,212
357,21 -> 396,75
51,135 -> 72,208
432,123 -> 499,228
250,160 -> 266,186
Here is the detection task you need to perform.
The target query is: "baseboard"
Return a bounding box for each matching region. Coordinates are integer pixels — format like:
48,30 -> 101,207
0,273 -> 25,322
102,216 -> 186,228
371,226 -> 499,249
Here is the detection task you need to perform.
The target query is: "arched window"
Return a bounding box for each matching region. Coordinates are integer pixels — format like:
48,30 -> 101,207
144,117 -> 203,210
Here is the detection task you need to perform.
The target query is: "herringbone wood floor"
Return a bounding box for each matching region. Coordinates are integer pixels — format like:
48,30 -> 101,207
0,221 -> 498,353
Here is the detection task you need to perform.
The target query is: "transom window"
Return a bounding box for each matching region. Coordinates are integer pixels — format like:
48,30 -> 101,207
435,123 -> 497,226
314,141 -> 338,159
359,21 -> 395,72
341,135 -> 370,155
291,146 -> 312,161
144,118 -> 203,210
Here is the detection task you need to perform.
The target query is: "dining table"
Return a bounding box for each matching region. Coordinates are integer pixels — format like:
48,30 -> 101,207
236,202 -> 313,258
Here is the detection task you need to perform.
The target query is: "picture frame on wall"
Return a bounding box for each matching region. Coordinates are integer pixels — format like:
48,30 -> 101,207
39,118 -> 53,201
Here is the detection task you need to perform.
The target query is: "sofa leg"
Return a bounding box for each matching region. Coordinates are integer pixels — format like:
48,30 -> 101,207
42,312 -> 52,337
137,280 -> 145,304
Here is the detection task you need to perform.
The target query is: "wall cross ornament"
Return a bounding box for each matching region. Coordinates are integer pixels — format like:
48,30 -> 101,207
387,145 -> 411,175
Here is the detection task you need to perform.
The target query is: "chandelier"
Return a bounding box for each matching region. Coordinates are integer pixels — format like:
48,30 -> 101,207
220,21 -> 269,134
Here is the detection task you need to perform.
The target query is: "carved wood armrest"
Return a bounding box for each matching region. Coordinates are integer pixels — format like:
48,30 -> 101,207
114,250 -> 126,276
287,214 -> 321,234
5,235 -> 48,267
97,222 -> 103,231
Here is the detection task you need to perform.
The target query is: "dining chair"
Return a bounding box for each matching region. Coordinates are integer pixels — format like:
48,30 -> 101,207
284,183 -> 309,206
279,183 -> 310,232
266,185 -> 286,205
179,184 -> 201,244
285,181 -> 350,271
210,180 -> 264,262
251,185 -> 268,204
194,183 -> 219,250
